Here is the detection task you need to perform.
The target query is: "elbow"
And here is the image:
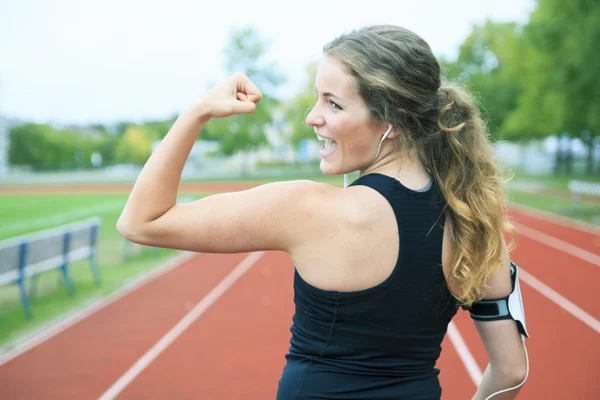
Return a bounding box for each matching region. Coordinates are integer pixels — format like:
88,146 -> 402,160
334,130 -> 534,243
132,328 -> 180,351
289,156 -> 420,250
511,364 -> 528,386
116,217 -> 148,245
505,367 -> 527,387
493,362 -> 528,387
116,217 -> 134,241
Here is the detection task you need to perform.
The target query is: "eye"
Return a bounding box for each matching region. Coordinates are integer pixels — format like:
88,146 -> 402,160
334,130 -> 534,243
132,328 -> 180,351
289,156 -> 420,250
329,100 -> 342,111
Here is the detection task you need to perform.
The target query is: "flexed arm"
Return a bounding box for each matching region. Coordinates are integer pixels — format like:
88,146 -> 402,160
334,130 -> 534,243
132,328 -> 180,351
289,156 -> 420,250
116,72 -> 349,254
117,73 -> 267,245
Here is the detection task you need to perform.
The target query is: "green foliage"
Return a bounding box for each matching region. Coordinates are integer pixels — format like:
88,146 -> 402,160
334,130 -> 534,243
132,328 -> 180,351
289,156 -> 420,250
440,0 -> 600,147
204,25 -> 286,156
140,116 -> 177,140
444,21 -> 526,140
281,62 -> 319,149
97,134 -> 119,166
8,123 -> 102,170
512,0 -> 600,137
115,125 -> 152,165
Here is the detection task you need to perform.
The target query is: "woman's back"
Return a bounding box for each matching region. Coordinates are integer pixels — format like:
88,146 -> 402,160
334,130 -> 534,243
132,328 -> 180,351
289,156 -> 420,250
277,173 -> 459,400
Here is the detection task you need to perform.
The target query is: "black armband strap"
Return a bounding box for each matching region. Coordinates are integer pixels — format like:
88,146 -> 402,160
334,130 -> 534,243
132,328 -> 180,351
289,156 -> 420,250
466,262 -> 529,338
469,296 -> 512,321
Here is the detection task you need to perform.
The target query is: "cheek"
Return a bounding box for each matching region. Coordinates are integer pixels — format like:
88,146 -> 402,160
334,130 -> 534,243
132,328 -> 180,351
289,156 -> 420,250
337,120 -> 373,152
331,116 -> 363,142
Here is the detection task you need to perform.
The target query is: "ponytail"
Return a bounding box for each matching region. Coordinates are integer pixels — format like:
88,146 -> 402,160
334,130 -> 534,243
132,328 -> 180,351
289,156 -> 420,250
422,83 -> 517,306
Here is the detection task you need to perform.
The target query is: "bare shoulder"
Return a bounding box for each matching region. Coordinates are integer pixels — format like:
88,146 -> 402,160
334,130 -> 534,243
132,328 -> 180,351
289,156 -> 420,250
257,179 -> 350,214
245,179 -> 372,254
281,179 -> 360,235
292,180 -> 392,226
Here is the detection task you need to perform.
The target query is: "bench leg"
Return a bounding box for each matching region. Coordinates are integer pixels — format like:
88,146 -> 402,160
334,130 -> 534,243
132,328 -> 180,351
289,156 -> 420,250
61,263 -> 75,295
17,241 -> 32,319
18,278 -> 32,320
89,252 -> 101,285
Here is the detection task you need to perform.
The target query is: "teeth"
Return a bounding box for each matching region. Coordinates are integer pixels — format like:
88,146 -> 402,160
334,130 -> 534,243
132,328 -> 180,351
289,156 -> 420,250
316,134 -> 325,141
324,139 -> 338,152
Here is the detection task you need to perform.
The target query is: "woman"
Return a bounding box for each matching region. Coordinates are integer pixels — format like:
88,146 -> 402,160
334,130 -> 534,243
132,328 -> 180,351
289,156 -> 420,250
118,25 -> 528,400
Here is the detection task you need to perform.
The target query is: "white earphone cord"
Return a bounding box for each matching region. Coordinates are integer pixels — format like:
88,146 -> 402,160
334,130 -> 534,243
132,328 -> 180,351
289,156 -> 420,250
483,335 -> 529,400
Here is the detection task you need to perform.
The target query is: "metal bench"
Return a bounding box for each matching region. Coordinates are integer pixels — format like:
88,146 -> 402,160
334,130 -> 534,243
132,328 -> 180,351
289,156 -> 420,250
568,180 -> 600,202
0,217 -> 102,319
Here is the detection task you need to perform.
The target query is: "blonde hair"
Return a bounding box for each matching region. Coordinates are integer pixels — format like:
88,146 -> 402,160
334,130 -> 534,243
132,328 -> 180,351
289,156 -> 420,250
324,25 -> 517,306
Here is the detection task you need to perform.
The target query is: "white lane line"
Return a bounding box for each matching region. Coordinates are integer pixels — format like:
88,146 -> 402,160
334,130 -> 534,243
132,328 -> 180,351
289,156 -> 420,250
0,251 -> 196,367
510,202 -> 600,235
447,321 -> 483,386
519,268 -> 600,334
98,251 -> 265,400
514,222 -> 600,267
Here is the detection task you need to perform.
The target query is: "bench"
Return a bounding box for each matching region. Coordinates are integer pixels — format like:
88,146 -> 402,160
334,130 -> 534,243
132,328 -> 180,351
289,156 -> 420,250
0,217 -> 102,319
568,180 -> 600,202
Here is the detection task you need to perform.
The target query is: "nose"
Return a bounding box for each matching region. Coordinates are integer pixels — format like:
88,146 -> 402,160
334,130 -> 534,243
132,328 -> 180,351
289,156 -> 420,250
305,103 -> 324,128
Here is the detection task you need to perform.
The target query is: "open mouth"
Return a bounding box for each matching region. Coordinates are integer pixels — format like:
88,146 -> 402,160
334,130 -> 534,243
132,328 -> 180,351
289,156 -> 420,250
316,134 -> 338,157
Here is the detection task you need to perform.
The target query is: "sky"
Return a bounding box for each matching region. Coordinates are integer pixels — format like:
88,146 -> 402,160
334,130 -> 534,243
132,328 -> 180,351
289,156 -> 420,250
0,0 -> 535,126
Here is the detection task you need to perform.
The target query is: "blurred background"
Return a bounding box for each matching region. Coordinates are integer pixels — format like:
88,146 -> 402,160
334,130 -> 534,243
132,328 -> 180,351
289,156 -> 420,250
2,0 -> 600,184
1,1 -> 599,195
0,1 -> 599,396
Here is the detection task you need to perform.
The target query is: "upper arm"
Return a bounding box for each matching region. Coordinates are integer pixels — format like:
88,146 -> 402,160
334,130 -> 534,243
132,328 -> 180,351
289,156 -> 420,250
118,180 -> 344,254
444,221 -> 525,370
473,234 -> 527,373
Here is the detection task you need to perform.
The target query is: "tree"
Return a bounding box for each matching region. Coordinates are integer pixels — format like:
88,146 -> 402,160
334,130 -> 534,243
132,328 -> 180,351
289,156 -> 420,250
115,126 -> 152,165
446,21 -> 527,141
9,123 -> 100,170
203,26 -> 285,164
8,123 -> 50,169
281,62 -> 319,152
141,116 -> 178,140
508,0 -> 600,174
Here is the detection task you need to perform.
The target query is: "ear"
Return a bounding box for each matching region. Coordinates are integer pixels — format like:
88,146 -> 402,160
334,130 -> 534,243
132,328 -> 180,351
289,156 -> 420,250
384,124 -> 398,140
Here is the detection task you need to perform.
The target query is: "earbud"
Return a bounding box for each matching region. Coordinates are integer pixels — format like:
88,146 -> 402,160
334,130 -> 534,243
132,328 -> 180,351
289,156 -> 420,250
374,124 -> 393,160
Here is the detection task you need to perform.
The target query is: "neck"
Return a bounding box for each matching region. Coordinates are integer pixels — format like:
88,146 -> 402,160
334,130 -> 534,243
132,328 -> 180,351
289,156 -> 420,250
360,147 -> 431,188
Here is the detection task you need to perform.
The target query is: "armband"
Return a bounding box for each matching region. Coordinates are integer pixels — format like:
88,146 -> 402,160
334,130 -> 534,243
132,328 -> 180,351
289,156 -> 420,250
467,261 -> 529,338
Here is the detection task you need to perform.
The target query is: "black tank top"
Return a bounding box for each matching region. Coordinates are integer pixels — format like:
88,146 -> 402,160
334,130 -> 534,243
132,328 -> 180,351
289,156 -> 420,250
276,173 -> 459,400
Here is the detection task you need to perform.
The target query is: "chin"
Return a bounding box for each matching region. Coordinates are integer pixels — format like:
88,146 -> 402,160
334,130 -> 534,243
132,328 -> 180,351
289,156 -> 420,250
319,159 -> 338,176
320,159 -> 354,176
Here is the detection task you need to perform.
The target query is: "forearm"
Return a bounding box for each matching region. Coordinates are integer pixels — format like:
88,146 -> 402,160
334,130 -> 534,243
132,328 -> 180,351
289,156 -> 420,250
473,364 -> 523,400
118,101 -> 210,228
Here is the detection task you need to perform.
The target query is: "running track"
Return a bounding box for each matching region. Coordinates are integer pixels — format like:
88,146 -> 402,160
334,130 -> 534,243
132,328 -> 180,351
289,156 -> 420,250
1,183 -> 599,399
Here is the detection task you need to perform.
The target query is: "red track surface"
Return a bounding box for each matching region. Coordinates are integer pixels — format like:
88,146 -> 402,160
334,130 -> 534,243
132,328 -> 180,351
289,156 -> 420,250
1,184 -> 599,399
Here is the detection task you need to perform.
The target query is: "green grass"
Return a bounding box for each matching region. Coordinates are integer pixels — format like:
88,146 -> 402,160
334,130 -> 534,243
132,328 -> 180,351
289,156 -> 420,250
507,189 -> 600,226
0,192 -> 206,350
